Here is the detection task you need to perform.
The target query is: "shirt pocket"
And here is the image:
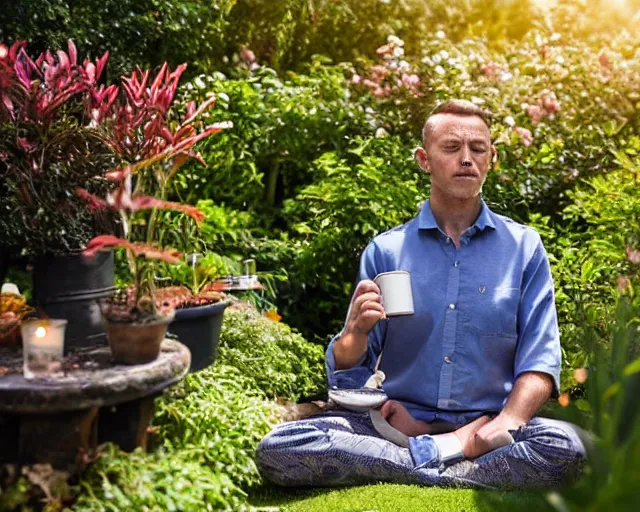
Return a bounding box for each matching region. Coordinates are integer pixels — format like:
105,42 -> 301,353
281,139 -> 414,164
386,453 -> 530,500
460,286 -> 519,341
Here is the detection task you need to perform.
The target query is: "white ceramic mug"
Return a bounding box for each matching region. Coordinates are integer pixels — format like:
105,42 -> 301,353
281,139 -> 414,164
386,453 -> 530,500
373,270 -> 414,317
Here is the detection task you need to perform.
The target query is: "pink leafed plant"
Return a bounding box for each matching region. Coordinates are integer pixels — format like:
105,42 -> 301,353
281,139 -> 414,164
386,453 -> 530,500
77,61 -> 231,322
0,39 -> 118,255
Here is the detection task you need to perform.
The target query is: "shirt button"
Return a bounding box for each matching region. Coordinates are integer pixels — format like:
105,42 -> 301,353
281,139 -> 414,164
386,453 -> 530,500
448,303 -> 456,310
444,356 -> 452,364
445,237 -> 451,244
453,261 -> 460,267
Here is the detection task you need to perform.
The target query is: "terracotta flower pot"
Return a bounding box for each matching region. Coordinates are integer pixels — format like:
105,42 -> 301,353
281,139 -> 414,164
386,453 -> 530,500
104,311 -> 175,365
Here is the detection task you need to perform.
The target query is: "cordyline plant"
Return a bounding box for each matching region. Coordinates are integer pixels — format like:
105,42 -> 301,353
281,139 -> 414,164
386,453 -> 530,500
0,40 -> 117,255
78,62 -> 231,322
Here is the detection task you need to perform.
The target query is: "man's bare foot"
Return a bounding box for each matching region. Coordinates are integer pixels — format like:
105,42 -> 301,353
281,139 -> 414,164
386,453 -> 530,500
379,400 -> 435,437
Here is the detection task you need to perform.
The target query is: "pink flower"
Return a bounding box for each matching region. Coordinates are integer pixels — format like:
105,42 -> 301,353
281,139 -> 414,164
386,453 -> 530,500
542,91 -> 560,114
240,47 -> 256,64
401,73 -> 420,86
527,105 -> 545,126
626,246 -> 640,264
617,276 -> 631,292
371,65 -> 388,82
376,44 -> 392,57
514,127 -> 533,147
480,62 -> 499,80
599,51 -> 611,71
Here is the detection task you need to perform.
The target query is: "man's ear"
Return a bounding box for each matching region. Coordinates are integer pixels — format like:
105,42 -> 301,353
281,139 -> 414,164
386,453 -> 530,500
414,146 -> 430,173
491,145 -> 498,165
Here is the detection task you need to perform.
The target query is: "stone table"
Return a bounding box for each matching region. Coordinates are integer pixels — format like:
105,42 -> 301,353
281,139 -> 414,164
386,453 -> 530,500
0,339 -> 190,473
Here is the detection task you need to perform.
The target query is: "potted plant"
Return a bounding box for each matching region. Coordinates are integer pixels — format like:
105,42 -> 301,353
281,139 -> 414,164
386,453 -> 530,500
78,63 -> 231,364
0,40 -> 119,346
155,247 -> 234,372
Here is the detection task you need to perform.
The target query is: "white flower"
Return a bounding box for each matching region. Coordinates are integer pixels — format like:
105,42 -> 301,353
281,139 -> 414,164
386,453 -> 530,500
375,127 -> 389,137
436,30 -> 446,39
504,116 -> 516,127
432,54 -> 442,64
393,46 -> 405,58
440,50 -> 449,59
398,60 -> 411,72
499,71 -> 513,82
435,65 -> 445,75
209,121 -> 234,130
555,55 -> 565,64
387,35 -> 404,47
470,96 -> 485,104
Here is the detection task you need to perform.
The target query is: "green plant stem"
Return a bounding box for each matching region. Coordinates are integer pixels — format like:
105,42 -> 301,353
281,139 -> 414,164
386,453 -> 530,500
265,161 -> 280,206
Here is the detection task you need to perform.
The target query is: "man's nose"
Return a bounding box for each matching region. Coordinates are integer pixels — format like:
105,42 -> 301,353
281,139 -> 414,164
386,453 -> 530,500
460,146 -> 472,167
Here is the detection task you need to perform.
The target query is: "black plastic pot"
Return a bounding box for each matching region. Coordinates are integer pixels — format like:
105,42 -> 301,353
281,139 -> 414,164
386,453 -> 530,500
168,300 -> 230,372
33,252 -> 115,350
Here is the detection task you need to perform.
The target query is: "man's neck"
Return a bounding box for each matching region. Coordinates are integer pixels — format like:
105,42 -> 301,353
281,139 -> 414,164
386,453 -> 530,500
429,193 -> 482,248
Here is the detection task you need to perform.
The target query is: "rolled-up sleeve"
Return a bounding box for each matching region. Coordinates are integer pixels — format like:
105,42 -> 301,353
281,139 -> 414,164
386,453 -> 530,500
325,241 -> 386,389
514,235 -> 561,396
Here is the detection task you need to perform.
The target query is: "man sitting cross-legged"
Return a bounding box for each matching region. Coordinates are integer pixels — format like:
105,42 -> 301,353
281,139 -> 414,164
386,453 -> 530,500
256,99 -> 587,489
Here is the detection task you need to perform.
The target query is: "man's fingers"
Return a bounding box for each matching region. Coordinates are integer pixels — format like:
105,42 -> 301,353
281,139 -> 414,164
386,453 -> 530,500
352,292 -> 382,312
380,400 -> 395,419
353,279 -> 381,299
358,309 -> 384,324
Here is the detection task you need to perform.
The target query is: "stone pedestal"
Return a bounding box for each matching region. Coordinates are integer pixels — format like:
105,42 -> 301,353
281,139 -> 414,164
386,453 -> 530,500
0,339 -> 190,473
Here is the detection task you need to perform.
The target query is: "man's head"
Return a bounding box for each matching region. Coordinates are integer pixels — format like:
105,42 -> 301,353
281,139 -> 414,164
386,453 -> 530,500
415,99 -> 496,201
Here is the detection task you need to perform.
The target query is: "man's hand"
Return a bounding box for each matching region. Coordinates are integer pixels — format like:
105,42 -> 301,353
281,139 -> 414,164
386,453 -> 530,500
333,280 -> 385,369
379,400 -> 452,437
343,280 -> 385,336
469,413 -> 523,459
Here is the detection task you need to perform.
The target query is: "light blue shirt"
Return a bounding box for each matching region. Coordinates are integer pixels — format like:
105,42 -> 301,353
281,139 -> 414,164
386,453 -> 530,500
325,200 -> 561,428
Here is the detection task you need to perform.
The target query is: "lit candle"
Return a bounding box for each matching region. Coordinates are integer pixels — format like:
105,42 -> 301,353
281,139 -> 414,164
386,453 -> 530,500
21,319 -> 67,379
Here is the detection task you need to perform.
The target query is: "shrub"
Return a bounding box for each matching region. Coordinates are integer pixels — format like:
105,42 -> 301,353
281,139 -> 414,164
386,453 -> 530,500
73,364 -> 276,511
0,0 -> 235,79
218,307 -> 326,399
528,152 -> 640,390
175,61 -> 376,214
546,270 -> 640,511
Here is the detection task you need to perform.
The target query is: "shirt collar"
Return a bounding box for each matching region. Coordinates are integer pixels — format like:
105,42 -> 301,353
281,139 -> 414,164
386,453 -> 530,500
418,199 -> 496,232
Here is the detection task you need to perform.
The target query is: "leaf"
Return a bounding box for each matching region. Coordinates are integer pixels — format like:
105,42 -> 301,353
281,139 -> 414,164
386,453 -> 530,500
602,382 -> 621,401
623,358 -> 640,377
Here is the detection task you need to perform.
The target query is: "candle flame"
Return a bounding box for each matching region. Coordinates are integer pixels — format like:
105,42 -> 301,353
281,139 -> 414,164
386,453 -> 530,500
35,326 -> 47,338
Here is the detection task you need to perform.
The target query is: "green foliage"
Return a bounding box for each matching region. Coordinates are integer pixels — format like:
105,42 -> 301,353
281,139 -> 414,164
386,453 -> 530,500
528,156 -> 640,390
73,364 -> 275,511
175,62 -> 375,213
545,281 -> 640,512
72,444 -> 246,511
151,201 -> 254,291
218,307 -> 326,399
261,135 -> 426,339
0,0 -> 235,79
154,364 -> 274,489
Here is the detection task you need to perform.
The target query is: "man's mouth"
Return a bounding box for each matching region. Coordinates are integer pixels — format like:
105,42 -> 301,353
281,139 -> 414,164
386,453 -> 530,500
453,172 -> 478,179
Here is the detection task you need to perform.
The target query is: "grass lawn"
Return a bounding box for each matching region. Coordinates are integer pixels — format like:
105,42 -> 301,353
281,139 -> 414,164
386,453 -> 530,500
248,484 -> 554,512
